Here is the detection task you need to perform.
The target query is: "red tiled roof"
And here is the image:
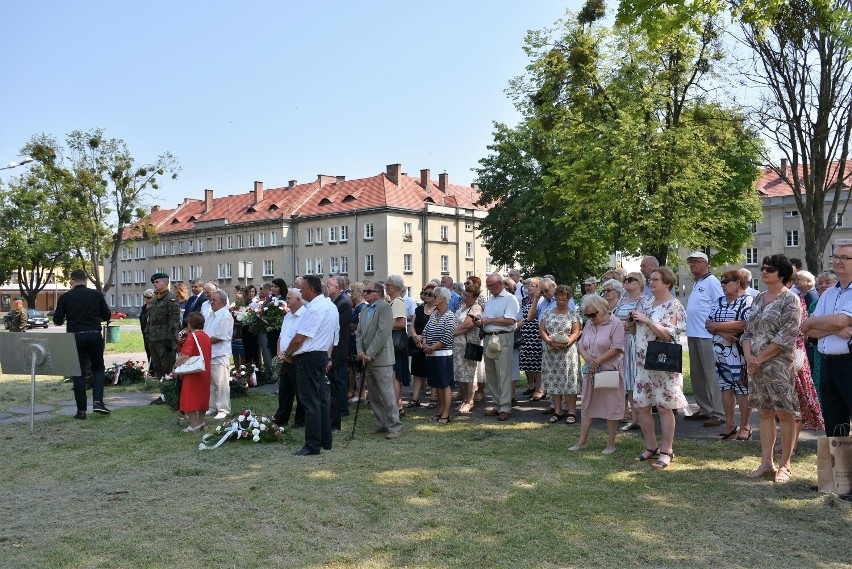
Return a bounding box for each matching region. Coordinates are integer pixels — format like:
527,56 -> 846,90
756,161 -> 851,198
124,167 -> 483,238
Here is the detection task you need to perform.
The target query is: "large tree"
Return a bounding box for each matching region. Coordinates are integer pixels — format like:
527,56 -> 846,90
476,4 -> 763,280
24,129 -> 179,294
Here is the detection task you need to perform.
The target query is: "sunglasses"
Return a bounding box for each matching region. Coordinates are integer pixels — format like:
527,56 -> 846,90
761,266 -> 778,273
584,312 -> 598,319
624,277 -> 638,283
423,293 -> 434,298
720,279 -> 735,285
364,289 -> 379,294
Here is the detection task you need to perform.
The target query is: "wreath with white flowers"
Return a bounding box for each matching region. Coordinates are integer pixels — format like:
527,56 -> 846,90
198,410 -> 282,450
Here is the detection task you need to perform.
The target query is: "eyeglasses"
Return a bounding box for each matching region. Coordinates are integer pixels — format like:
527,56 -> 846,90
761,266 -> 778,273
584,312 -> 598,318
720,279 -> 735,285
423,293 -> 434,298
486,281 -> 500,288
624,277 -> 638,283
364,289 -> 379,294
602,288 -> 616,294
830,255 -> 851,263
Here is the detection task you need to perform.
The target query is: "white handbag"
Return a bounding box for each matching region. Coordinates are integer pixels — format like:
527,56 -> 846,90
594,370 -> 620,389
174,333 -> 206,375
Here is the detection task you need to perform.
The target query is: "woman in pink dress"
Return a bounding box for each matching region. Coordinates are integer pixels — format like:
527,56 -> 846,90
174,312 -> 212,432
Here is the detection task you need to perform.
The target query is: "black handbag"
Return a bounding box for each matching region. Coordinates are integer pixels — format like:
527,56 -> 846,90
392,329 -> 408,352
464,342 -> 483,361
644,341 -> 682,373
513,328 -> 525,349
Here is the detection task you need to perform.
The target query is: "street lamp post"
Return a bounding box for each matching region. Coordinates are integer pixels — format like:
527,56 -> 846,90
0,156 -> 34,171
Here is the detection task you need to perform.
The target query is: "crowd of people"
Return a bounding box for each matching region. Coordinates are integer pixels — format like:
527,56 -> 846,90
49,239 -> 852,473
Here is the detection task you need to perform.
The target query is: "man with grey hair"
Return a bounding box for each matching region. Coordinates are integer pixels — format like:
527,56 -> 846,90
326,275 -> 352,430
477,273 -> 521,421
183,278 -> 206,325
640,256 -> 660,297
740,268 -> 759,297
204,290 -> 234,420
508,268 -> 524,304
200,281 -> 218,320
440,276 -> 462,311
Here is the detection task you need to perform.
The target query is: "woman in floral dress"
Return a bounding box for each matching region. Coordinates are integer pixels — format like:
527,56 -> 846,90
629,267 -> 689,470
741,255 -> 801,484
539,285 -> 582,424
453,287 -> 483,413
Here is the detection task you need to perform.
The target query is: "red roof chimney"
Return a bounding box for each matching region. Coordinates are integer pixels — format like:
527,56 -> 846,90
318,175 -> 336,188
420,169 -> 431,190
439,172 -> 448,192
253,181 -> 264,204
288,180 -> 297,188
150,205 -> 160,213
386,163 -> 401,185
205,189 -> 213,213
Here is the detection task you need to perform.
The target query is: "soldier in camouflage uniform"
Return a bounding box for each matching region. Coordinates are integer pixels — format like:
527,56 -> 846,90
9,296 -> 28,332
147,273 -> 181,379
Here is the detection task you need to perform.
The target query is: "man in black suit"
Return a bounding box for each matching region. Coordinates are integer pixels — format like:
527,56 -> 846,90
326,276 -> 352,430
182,279 -> 205,326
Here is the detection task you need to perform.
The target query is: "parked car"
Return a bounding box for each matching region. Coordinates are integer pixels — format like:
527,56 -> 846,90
111,310 -> 127,320
3,308 -> 50,330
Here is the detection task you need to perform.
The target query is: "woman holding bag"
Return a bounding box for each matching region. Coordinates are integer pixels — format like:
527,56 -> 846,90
539,285 -> 582,425
629,267 -> 689,470
453,286 -> 483,413
173,312 -> 212,432
571,294 -> 625,454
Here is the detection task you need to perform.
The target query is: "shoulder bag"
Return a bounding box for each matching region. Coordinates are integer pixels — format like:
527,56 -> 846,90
174,333 -> 206,374
593,370 -> 620,389
644,340 -> 682,373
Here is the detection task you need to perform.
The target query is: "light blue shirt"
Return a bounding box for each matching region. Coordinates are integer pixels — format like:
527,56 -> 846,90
812,281 -> 852,355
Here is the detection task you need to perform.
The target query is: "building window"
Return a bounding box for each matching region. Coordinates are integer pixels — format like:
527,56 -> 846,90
305,258 -> 315,275
170,242 -> 176,254
179,241 -> 184,254
441,255 -> 449,274
187,240 -> 194,253
403,254 -> 412,273
465,242 -> 473,259
746,248 -> 758,265
216,263 -> 232,279
248,233 -> 255,247
340,256 -> 349,274
364,254 -> 374,273
465,222 -> 473,232
340,225 -> 348,242
330,256 -> 339,274
485,257 -> 493,273
270,231 -> 277,246
306,228 -> 314,245
403,222 -> 413,241
197,239 -> 203,253
160,243 -> 167,256
216,237 -> 223,251
171,266 -> 183,281
837,213 -> 844,227
784,210 -> 799,218
329,226 -> 337,242
258,232 -> 265,247
227,236 -> 233,249
786,230 -> 799,247
263,260 -> 274,277
440,225 -> 449,241
236,234 -> 244,248
466,270 -> 473,278
752,278 -> 759,291
316,257 -> 323,274
135,294 -> 142,307
364,223 -> 374,240
749,221 -> 757,233
315,227 -> 323,244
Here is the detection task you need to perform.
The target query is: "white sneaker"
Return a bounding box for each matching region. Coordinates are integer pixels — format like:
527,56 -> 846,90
213,412 -> 228,420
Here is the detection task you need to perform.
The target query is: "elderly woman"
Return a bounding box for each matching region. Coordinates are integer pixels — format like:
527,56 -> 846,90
539,285 -> 582,424
795,270 -> 818,308
571,294 -> 625,454
453,285 -> 483,413
347,282 -> 367,403
519,277 -> 544,400
601,279 -> 624,314
418,287 -> 456,424
173,312 -> 212,432
613,272 -> 646,430
705,269 -> 753,441
741,254 -> 802,484
408,283 -> 438,408
386,275 -> 411,414
629,266 -> 689,470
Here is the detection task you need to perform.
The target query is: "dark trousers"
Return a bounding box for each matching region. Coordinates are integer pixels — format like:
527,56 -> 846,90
821,354 -> 852,437
274,361 -> 304,426
295,351 -> 332,453
242,328 -> 260,367
73,332 -> 106,412
329,359 -> 350,429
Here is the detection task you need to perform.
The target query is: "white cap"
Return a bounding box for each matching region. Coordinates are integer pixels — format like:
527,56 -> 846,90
687,251 -> 708,262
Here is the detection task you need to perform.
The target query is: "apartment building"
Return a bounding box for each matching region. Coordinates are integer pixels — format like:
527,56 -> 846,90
108,164 -> 492,313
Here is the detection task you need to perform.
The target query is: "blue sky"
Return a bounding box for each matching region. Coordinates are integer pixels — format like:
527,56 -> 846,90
0,1 -> 584,208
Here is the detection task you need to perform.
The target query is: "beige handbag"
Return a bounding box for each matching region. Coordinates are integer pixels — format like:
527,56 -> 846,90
594,370 -> 620,389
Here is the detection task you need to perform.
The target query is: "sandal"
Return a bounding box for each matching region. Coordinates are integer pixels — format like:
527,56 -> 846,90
747,464 -> 777,479
715,426 -> 739,441
565,413 -> 577,425
774,465 -> 792,484
735,428 -> 752,441
426,401 -> 439,409
458,403 -> 472,413
651,450 -> 675,470
548,413 -> 565,424
634,447 -> 660,462
530,393 -> 545,401
431,415 -> 450,424
405,399 -> 420,408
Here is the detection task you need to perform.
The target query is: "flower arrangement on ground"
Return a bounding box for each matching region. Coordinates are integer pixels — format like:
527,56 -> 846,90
107,359 -> 147,385
230,364 -> 258,396
198,409 -> 283,450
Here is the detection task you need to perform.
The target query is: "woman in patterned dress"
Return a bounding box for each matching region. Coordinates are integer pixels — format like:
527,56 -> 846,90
519,278 -> 544,400
628,267 -> 689,470
705,270 -> 753,441
539,285 -> 582,424
741,255 -> 801,484
408,283 -> 437,408
613,272 -> 647,431
453,286 -> 483,413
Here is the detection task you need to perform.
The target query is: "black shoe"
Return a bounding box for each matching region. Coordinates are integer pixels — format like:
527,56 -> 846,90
149,397 -> 165,405
74,411 -> 86,420
291,447 -> 320,456
92,401 -> 111,415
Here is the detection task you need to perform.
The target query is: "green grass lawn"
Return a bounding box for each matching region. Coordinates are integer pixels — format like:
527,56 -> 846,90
104,330 -> 145,354
1,373 -> 848,568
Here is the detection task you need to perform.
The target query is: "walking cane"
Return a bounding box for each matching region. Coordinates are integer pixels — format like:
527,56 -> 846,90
349,369 -> 366,440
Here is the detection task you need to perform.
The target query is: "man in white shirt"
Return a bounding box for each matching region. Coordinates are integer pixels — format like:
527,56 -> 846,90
200,282 -> 217,320
476,273 -> 520,421
281,275 -> 339,456
273,289 -> 305,428
509,269 -> 525,305
204,290 -> 234,420
802,239 -> 852,437
684,251 -> 725,426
